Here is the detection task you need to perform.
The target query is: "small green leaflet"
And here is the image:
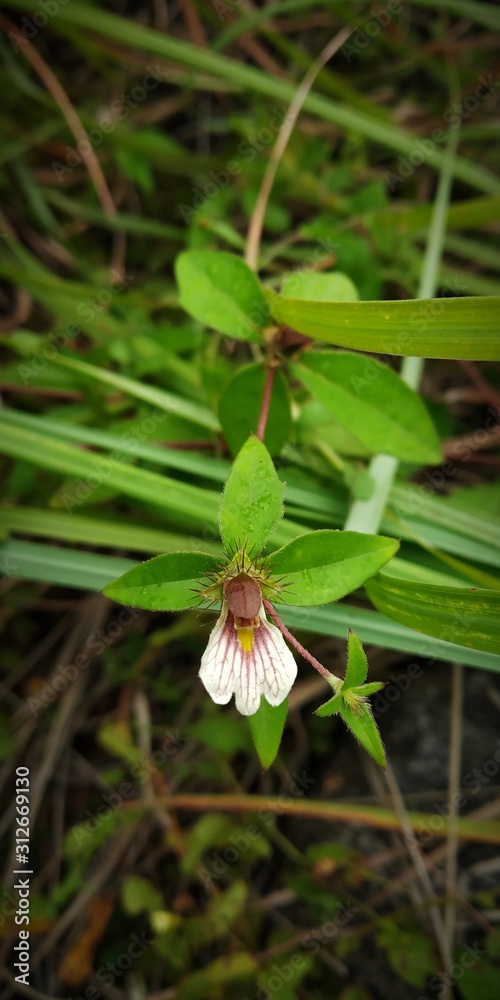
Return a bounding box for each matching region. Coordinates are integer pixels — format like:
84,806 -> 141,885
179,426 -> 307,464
316,631 -> 386,768
219,436 -> 284,557
248,697 -> 288,769
175,251 -> 269,341
281,270 -> 358,302
343,627 -> 369,686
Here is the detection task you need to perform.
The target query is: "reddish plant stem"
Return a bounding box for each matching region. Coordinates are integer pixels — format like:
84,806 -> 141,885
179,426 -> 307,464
155,440 -> 216,451
256,366 -> 276,442
264,600 -> 335,684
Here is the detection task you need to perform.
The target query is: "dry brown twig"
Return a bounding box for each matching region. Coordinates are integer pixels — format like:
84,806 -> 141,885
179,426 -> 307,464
245,23 -> 353,271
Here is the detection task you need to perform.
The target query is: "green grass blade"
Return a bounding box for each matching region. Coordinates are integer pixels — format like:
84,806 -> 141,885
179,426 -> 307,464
7,0 -> 500,195
412,0 -> 500,31
390,483 -> 500,553
0,507 -> 223,555
2,540 -> 498,671
268,294 -> 500,360
0,414 -> 303,547
1,539 -> 135,591
53,354 -> 220,431
282,603 -> 500,672
366,575 -> 500,655
3,410 -> 500,566
0,408 -> 229,482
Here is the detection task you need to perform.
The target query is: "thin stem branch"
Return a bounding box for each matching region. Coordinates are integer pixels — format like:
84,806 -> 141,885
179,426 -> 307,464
264,600 -> 337,684
384,761 -> 448,966
440,662 -> 464,999
0,16 -> 116,221
459,360 -> 500,413
256,366 -> 276,441
119,792 -> 500,843
245,23 -> 352,270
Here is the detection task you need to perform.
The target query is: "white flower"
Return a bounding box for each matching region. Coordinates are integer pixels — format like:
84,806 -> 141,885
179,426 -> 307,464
199,601 -> 297,716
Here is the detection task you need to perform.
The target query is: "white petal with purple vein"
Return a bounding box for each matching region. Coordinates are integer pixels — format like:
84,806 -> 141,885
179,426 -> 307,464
199,602 -> 297,716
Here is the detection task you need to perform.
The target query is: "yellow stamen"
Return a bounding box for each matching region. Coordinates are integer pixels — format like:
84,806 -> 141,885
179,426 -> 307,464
237,627 -> 254,653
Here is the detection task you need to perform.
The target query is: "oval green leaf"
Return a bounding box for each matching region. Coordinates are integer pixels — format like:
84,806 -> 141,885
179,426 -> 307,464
293,351 -> 442,464
219,364 -> 291,457
281,270 -> 358,302
103,551 -> 220,610
267,292 -> 500,360
219,436 -> 284,557
175,250 -> 269,341
366,575 -> 500,654
264,530 -> 399,606
248,696 -> 288,770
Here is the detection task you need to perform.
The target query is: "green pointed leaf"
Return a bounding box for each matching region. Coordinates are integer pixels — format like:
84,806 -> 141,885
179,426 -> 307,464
340,701 -> 386,768
344,629 -> 369,688
264,530 -> 399,606
248,696 -> 288,769
122,876 -> 164,915
219,364 -> 291,457
366,575 -> 500,654
292,352 -> 441,464
219,436 -> 284,557
103,551 -> 220,610
175,251 -> 269,341
281,270 -> 358,302
315,691 -> 343,717
267,292 -> 500,360
352,682 -> 385,696
98,721 -> 143,767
